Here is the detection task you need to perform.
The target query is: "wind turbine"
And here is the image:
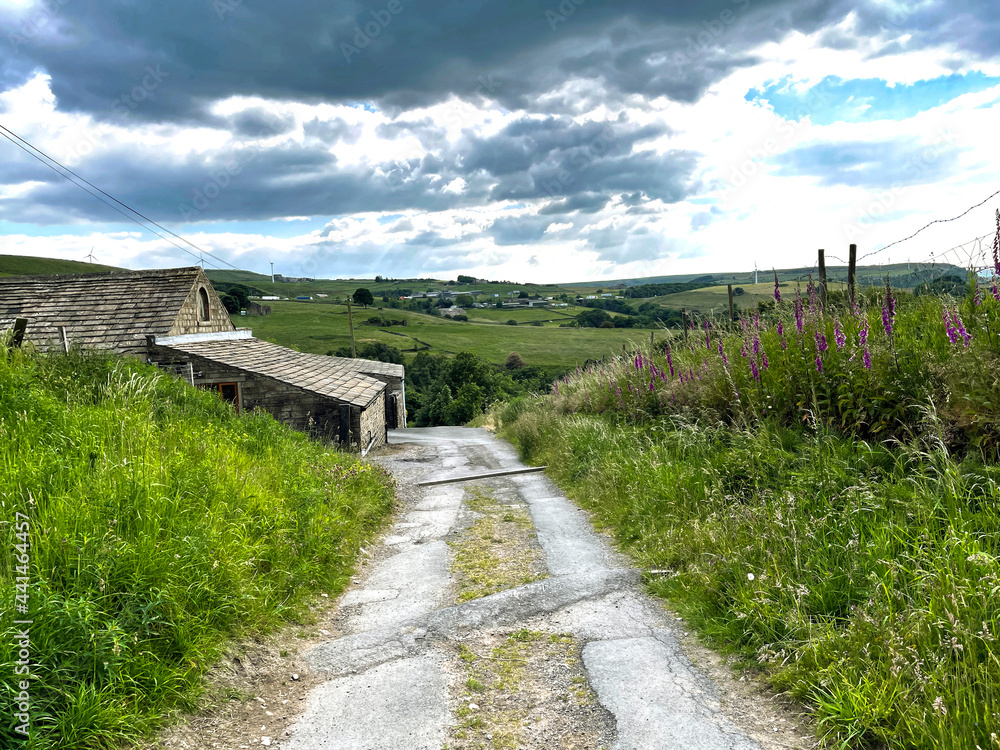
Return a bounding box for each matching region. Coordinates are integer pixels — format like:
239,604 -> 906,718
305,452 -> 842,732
754,262 -> 758,285
85,247 -> 97,264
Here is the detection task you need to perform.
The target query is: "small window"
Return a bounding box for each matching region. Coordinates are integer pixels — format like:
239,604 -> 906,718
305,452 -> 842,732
199,382 -> 240,412
198,287 -> 211,322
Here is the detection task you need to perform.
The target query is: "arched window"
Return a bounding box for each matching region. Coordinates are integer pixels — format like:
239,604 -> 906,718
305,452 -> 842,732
198,287 -> 210,322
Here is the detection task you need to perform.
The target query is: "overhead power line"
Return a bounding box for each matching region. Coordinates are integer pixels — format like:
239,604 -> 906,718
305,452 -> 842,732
0,122 -> 243,272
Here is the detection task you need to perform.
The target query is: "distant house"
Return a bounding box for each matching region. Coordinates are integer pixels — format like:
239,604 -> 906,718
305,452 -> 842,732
441,306 -> 466,317
0,267 -> 404,448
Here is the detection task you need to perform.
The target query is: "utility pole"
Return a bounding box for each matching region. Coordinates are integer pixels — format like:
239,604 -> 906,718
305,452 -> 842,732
347,296 -> 357,358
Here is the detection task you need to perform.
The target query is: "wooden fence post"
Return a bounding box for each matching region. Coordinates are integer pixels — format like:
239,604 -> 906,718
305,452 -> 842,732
57,326 -> 70,354
848,244 -> 857,308
818,249 -> 827,310
346,297 -> 357,358
681,309 -> 688,343
727,284 -> 735,323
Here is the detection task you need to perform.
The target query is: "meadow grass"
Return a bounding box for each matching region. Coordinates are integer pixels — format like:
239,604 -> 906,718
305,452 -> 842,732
0,346 -> 395,748
244,301 -> 658,369
494,279 -> 1000,749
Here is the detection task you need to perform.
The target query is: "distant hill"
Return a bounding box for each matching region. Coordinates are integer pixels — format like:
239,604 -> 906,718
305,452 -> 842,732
0,254 -> 121,277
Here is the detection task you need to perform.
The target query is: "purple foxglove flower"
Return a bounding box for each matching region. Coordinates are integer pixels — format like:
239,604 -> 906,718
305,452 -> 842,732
882,277 -> 895,338
553,383 -> 559,394
649,378 -> 655,391
834,319 -> 846,349
943,308 -> 958,344
752,335 -> 761,355
862,348 -> 871,369
666,350 -> 674,377
814,327 -> 828,353
741,339 -> 748,357
815,355 -> 823,373
952,308 -> 971,346
761,351 -> 769,370
750,357 -> 760,382
808,279 -> 817,314
994,208 -> 1000,275
794,297 -> 805,334
718,339 -> 729,367
773,271 -> 782,303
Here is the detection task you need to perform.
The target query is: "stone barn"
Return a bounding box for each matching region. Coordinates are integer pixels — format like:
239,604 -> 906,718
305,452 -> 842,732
0,266 -> 404,449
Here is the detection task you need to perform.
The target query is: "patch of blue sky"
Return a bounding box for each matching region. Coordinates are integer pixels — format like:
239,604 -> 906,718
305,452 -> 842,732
377,213 -> 404,224
745,72 -> 1000,125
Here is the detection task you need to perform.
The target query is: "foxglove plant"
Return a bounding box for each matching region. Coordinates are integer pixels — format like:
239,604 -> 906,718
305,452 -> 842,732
858,314 -> 871,370
776,319 -> 787,350
882,276 -> 896,338
834,318 -> 846,350
773,271 -> 782,303
943,307 -> 959,345
794,295 -> 805,335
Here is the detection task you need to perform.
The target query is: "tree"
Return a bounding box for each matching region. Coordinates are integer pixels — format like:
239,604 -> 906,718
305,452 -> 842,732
220,294 -> 240,314
505,351 -> 525,370
506,319 -> 518,326
456,294 -> 474,308
518,291 -> 529,299
352,288 -> 374,308
457,274 -> 476,284
227,285 -> 252,309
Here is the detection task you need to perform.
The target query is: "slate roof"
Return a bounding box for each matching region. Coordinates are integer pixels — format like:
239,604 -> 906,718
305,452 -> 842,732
156,337 -> 386,408
0,266 -> 222,354
326,356 -> 404,379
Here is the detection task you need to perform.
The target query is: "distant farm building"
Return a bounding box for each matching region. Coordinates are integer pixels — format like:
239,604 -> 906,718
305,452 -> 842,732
0,267 -> 404,449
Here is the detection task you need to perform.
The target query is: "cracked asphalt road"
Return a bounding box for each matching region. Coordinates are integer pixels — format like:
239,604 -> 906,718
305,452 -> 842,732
281,427 -> 766,750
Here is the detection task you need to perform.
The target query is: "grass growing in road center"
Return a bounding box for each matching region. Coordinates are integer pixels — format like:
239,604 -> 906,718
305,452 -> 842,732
449,486 -> 546,602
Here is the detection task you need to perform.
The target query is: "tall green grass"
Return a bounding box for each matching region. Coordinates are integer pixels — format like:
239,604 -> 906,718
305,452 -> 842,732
0,346 -> 394,748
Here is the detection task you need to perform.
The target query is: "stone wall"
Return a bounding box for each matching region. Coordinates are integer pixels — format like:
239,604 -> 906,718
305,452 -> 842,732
148,345 -> 386,447
169,281 -> 237,337
357,373 -> 405,428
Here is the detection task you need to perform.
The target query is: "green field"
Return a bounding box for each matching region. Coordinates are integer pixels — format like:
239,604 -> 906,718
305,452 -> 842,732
648,280 -> 852,314
0,254 -> 120,277
240,301 -> 657,368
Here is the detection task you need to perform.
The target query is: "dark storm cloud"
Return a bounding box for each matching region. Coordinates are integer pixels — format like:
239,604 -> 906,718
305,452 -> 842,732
0,0 -> 850,125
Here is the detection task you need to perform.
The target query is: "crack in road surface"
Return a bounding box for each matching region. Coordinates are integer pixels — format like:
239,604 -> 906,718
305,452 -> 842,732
279,427 -> 807,750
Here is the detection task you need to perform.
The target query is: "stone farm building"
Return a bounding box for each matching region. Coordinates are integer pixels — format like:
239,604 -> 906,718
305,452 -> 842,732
0,267 -> 404,450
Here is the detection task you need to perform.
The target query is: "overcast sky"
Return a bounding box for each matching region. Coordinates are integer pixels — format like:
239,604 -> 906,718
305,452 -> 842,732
1,0 -> 998,282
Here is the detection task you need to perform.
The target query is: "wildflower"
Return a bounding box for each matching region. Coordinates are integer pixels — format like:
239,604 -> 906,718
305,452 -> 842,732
666,344 -> 675,377
952,308 -> 971,346
994,207 -> 1000,276
649,378 -> 655,392
773,271 -> 781,303
834,319 -> 846,349
933,696 -> 947,716
794,296 -> 805,334
776,319 -> 787,349
747,573 -> 755,581
814,326 -> 828,354
815,355 -> 822,373
761,351 -> 769,370
862,347 -> 871,369
882,276 -> 896,338
807,278 -> 818,314
717,339 -> 728,367
749,356 -> 760,382
752,335 -> 761,356
943,307 -> 959,344
992,281 -> 1000,303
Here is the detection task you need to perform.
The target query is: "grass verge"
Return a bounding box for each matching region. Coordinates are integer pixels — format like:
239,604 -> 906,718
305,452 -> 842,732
0,347 -> 395,748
